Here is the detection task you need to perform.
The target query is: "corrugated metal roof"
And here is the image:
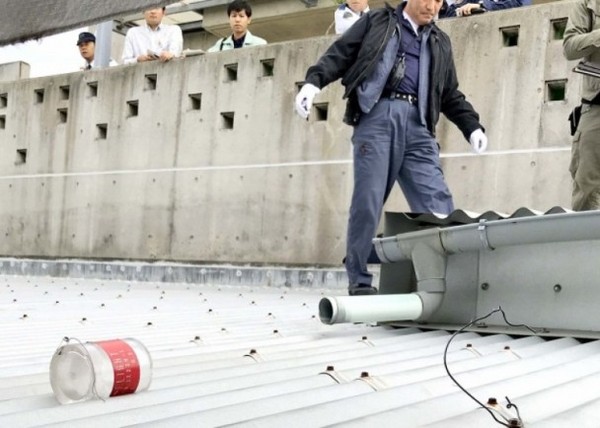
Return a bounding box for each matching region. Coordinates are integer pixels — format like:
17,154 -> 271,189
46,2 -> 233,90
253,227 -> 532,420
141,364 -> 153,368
2,272 -> 600,427
386,206 -> 573,228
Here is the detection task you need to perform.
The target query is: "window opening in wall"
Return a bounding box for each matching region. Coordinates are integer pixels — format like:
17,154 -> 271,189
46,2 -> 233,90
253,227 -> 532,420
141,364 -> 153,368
0,93 -> 7,108
260,59 -> 275,77
551,18 -> 568,40
145,74 -> 157,90
546,80 -> 567,101
96,123 -> 108,139
126,100 -> 139,117
500,26 -> 520,47
59,85 -> 70,100
34,89 -> 45,104
224,63 -> 238,82
189,93 -> 202,110
314,103 -> 329,121
57,108 -> 68,123
220,112 -> 235,129
0,115 -> 5,129
15,149 -> 27,165
87,81 -> 98,97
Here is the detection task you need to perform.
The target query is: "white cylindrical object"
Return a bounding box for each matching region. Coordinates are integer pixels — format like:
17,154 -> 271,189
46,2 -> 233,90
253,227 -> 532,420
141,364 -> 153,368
50,338 -> 152,404
319,294 -> 423,325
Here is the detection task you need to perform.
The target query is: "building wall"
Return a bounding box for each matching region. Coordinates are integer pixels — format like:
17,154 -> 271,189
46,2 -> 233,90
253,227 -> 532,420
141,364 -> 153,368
0,61 -> 30,82
0,3 -> 580,265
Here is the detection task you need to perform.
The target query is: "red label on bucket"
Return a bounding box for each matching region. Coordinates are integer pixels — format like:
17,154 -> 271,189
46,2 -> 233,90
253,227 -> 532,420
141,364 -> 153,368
96,340 -> 141,397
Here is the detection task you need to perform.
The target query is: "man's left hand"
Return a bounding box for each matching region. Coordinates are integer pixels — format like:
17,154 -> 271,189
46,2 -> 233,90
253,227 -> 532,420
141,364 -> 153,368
159,51 -> 174,62
469,129 -> 488,154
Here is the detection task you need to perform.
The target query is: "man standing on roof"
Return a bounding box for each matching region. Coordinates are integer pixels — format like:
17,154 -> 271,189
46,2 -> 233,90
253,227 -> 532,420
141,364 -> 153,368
122,6 -> 183,64
335,1 -> 370,35
295,0 -> 487,296
207,1 -> 267,52
563,0 -> 600,211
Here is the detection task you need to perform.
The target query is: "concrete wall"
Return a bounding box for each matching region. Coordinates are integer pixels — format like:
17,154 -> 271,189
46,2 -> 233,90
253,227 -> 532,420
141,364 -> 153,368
0,3 -> 579,265
0,61 -> 30,82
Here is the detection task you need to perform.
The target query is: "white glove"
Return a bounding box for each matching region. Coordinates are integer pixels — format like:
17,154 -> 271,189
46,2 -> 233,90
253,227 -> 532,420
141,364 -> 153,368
469,128 -> 488,154
294,83 -> 321,120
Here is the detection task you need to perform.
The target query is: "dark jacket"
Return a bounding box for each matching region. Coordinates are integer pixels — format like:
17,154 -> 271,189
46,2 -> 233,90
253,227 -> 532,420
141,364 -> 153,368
304,3 -> 482,140
439,0 -> 530,19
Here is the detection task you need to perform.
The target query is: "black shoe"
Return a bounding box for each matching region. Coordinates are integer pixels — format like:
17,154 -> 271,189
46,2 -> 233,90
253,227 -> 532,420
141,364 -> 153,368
348,284 -> 378,296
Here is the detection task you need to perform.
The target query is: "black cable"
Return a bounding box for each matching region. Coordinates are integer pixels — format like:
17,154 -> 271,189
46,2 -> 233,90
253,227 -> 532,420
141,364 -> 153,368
442,306 -> 537,427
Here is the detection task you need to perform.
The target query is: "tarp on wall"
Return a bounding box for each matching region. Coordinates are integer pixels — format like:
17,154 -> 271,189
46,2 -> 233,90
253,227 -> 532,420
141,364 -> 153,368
0,0 -> 176,46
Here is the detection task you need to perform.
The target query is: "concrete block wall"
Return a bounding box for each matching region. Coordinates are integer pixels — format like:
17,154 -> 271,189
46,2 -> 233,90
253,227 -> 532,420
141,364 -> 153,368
0,61 -> 30,82
0,2 -> 579,265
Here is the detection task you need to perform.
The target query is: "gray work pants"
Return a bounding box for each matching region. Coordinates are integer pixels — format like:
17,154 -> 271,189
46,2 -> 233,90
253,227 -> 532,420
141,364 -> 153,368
570,104 -> 600,211
345,98 -> 454,286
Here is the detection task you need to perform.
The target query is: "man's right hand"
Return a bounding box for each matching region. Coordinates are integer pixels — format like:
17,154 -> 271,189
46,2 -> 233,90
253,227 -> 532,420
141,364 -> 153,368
294,83 -> 321,120
137,54 -> 157,62
469,129 -> 488,154
457,3 -> 484,16
159,51 -> 174,62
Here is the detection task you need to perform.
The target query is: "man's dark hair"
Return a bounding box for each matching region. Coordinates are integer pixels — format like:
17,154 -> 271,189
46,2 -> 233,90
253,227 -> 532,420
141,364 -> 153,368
227,0 -> 252,17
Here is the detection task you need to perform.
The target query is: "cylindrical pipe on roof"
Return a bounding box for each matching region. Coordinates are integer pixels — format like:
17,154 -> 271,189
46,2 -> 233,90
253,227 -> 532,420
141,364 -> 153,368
414,291 -> 444,321
374,228 -> 441,263
441,210 -> 600,253
376,211 -> 600,263
319,294 -> 423,325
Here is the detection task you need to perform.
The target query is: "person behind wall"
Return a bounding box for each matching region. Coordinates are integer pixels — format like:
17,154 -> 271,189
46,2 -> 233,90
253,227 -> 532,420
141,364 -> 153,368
77,32 -> 96,70
122,6 -> 183,64
438,0 -> 530,18
207,0 -> 267,52
335,1 -> 370,35
563,0 -> 600,210
295,0 -> 488,296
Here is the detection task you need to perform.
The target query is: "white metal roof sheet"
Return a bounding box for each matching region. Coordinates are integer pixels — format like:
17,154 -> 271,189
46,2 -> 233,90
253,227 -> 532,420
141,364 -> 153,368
2,273 -> 600,427
388,206 -> 573,227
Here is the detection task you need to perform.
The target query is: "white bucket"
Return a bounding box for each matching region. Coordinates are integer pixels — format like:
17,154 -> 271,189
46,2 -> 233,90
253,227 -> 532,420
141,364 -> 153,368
50,337 -> 152,404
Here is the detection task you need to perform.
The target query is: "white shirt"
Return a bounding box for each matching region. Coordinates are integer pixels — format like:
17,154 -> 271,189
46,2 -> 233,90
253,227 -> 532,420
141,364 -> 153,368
122,23 -> 183,64
403,10 -> 420,36
334,4 -> 370,35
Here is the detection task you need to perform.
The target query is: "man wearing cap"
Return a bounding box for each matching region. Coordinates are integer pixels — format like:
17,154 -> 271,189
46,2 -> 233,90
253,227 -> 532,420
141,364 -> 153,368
122,7 -> 183,64
77,32 -> 96,70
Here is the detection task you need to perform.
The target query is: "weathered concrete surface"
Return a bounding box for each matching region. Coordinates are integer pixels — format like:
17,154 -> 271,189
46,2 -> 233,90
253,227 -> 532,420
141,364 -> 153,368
0,3 -> 578,265
0,62 -> 30,82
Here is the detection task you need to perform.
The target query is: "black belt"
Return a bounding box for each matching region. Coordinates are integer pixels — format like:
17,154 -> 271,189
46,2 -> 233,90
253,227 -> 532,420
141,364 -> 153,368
382,91 -> 418,104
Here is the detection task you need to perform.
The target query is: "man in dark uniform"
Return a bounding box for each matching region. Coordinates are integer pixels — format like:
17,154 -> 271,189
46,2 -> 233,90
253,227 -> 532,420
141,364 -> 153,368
295,0 -> 488,296
76,32 -> 96,70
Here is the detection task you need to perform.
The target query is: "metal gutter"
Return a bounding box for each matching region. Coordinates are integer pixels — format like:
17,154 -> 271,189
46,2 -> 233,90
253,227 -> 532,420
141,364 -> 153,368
319,211 -> 600,325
